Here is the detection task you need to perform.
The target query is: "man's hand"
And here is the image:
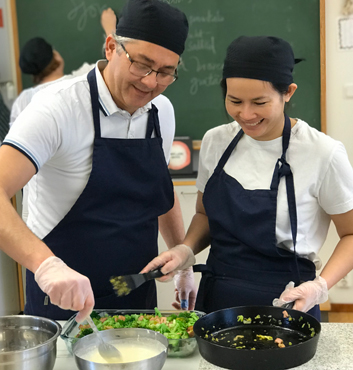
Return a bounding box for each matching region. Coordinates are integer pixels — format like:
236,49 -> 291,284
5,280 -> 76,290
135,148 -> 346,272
35,256 -> 95,322
172,267 -> 197,310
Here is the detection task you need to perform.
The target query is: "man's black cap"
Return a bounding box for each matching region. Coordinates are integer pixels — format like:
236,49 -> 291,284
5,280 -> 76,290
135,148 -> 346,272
19,37 -> 53,75
116,0 -> 188,56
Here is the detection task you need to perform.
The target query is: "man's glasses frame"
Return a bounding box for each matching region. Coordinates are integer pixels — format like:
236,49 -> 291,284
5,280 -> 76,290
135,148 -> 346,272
118,42 -> 178,86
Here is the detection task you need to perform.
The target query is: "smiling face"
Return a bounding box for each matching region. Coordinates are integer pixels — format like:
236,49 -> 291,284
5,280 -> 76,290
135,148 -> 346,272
102,37 -> 179,115
225,78 -> 297,141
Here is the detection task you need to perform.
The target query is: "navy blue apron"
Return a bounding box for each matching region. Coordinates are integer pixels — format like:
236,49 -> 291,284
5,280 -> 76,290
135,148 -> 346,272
24,69 -> 174,320
196,115 -> 320,320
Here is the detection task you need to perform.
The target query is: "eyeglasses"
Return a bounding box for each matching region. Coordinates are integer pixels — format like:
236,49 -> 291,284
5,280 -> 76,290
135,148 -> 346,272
118,42 -> 178,86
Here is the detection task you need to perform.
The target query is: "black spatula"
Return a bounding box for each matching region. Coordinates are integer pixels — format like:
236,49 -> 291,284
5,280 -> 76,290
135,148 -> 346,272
110,267 -> 164,297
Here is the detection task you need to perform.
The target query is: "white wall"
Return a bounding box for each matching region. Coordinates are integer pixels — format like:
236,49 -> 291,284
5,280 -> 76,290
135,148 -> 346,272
0,0 -> 17,109
0,0 -> 20,315
317,0 -> 353,303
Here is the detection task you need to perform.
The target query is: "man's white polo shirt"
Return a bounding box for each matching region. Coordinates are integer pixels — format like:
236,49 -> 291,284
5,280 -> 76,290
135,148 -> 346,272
4,60 -> 176,239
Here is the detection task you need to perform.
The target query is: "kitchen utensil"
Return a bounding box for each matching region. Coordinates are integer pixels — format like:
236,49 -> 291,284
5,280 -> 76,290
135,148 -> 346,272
0,315 -> 61,370
73,327 -> 168,370
110,267 -> 164,296
61,309 -> 205,357
281,301 -> 294,309
85,315 -> 121,362
193,305 -> 321,370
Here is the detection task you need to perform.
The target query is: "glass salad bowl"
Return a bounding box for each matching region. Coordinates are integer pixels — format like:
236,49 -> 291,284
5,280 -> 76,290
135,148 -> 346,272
60,309 -> 205,358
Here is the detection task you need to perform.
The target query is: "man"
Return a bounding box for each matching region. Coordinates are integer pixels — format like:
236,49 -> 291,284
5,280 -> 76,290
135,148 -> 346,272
0,0 -> 192,322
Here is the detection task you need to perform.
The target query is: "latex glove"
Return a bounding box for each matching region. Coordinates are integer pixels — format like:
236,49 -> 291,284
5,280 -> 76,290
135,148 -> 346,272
172,267 -> 197,310
35,256 -> 95,322
273,276 -> 328,312
140,244 -> 196,282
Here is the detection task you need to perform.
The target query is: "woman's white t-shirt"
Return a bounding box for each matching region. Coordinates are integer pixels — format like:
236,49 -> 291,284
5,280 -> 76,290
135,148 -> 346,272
196,119 -> 353,267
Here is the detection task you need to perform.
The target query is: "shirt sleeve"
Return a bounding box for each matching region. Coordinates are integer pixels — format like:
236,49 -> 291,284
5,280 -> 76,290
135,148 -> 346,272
196,130 -> 214,193
9,90 -> 34,127
4,90 -> 66,172
318,142 -> 353,215
69,63 -> 95,77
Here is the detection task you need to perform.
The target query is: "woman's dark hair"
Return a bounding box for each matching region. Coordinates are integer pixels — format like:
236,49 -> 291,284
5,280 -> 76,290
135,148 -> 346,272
32,57 -> 60,85
220,78 -> 290,99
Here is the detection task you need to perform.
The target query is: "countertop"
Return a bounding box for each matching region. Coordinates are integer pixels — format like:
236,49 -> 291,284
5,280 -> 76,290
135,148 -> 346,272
54,322 -> 353,370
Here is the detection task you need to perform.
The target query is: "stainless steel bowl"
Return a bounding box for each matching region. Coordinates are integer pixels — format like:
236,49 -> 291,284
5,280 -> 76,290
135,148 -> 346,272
0,315 -> 61,370
73,328 -> 168,370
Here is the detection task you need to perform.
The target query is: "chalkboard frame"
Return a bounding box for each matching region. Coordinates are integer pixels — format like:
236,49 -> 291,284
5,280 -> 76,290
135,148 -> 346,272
10,0 -> 326,137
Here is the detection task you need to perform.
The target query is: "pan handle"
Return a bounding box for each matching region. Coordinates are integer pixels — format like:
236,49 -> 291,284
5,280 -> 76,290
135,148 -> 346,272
281,301 -> 295,309
275,280 -> 306,310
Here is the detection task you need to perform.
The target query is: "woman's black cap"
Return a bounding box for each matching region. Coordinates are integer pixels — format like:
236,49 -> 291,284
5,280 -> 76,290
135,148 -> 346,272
116,0 -> 188,56
19,37 -> 53,75
223,36 -> 297,85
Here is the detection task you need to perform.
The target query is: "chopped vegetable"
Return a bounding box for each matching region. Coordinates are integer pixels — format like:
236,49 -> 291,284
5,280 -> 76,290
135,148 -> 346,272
109,276 -> 132,296
76,308 -> 199,342
256,334 -> 273,341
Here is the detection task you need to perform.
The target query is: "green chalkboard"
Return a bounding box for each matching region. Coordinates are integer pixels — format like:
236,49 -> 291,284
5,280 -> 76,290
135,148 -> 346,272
16,0 -> 322,139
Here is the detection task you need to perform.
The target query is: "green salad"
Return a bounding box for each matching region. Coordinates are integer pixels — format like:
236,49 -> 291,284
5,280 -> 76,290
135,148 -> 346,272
76,308 -> 199,340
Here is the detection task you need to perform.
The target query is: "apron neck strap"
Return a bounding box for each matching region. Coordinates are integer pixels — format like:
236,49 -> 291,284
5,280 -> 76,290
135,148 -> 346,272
214,128 -> 244,174
145,104 -> 162,139
87,69 -> 162,141
87,68 -> 102,139
272,114 -> 301,282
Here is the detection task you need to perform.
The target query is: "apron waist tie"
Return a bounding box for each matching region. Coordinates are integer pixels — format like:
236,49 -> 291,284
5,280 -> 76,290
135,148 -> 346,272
204,253 -> 315,286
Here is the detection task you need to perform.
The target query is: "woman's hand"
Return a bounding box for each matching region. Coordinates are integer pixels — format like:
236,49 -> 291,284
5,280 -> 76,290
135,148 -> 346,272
140,244 -> 196,282
35,256 -> 95,322
273,276 -> 328,312
172,267 -> 197,310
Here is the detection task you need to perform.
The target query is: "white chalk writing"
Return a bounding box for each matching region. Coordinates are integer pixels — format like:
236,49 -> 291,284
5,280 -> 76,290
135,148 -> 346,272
159,0 -> 193,4
190,74 -> 222,95
67,0 -> 107,31
190,56 -> 223,73
189,10 -> 224,26
187,36 -> 216,54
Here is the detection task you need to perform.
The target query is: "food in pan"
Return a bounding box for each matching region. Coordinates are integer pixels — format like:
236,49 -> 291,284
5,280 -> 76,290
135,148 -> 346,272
201,312 -> 317,350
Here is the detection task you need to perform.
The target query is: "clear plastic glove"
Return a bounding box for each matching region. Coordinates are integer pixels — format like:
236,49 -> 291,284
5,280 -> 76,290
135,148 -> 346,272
35,256 -> 95,322
172,267 -> 197,310
140,244 -> 196,282
273,276 -> 328,312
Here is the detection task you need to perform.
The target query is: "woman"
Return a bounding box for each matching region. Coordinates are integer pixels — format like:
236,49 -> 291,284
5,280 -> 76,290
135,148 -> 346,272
142,36 -> 353,320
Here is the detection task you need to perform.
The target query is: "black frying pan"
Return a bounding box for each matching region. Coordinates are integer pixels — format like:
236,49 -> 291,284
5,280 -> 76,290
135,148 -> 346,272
193,305 -> 321,370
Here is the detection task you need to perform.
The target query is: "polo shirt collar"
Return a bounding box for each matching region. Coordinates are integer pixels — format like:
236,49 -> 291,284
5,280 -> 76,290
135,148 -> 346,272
95,60 -> 151,118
